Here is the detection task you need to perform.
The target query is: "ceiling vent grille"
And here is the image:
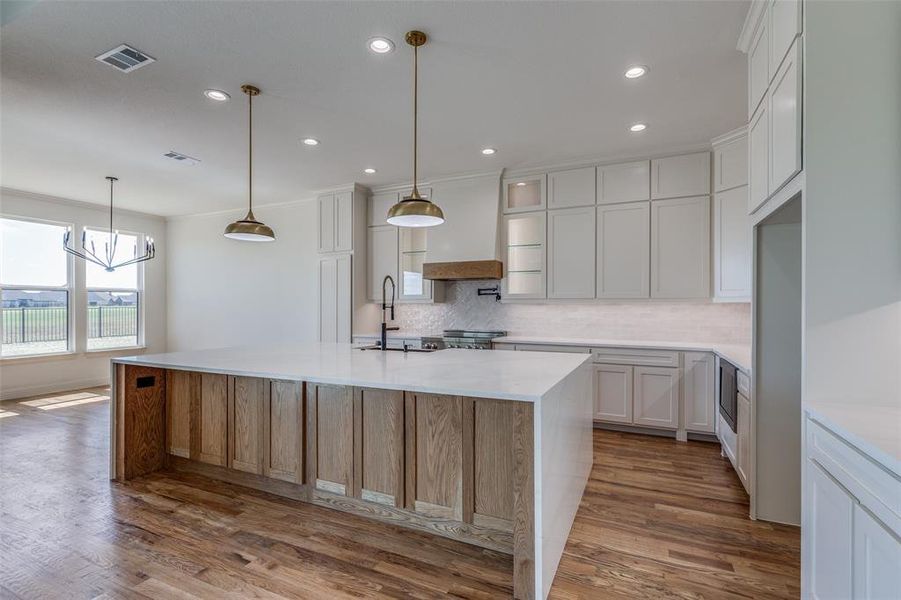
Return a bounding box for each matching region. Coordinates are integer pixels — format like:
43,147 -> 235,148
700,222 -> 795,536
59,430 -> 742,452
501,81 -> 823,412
95,44 -> 155,73
164,151 -> 200,166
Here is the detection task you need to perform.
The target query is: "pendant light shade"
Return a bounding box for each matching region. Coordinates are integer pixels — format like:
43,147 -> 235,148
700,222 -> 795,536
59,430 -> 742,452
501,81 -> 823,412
225,84 -> 275,242
387,31 -> 444,228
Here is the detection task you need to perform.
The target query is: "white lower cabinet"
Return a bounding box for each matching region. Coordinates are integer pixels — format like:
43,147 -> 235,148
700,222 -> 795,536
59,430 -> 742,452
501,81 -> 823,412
853,504 -> 901,599
736,392 -> 751,489
593,364 -> 633,423
633,366 -> 679,429
683,352 -> 715,433
808,461 -> 854,599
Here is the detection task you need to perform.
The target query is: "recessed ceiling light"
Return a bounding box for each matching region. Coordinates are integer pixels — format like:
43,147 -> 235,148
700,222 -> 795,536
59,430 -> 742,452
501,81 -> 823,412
624,65 -> 648,79
368,37 -> 395,54
203,89 -> 230,102
630,123 -> 647,132
515,182 -> 527,187
302,138 -> 320,146
481,147 -> 497,155
363,168 -> 377,174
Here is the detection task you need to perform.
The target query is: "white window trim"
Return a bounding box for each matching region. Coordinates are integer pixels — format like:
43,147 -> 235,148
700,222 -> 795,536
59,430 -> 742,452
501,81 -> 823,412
0,215 -> 75,359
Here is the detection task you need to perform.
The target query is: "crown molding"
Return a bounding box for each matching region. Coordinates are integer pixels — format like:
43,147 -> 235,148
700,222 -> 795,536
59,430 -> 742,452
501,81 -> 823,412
711,125 -> 748,147
0,187 -> 166,222
369,169 -> 503,195
737,1 -> 767,53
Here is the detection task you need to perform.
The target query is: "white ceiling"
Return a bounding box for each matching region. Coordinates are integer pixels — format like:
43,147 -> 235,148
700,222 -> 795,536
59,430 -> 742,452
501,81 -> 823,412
1,1 -> 749,217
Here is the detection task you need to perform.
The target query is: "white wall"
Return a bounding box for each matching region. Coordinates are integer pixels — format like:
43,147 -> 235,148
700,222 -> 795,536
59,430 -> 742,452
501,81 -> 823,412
166,200 -> 320,351
0,189 -> 167,399
803,2 -> 901,408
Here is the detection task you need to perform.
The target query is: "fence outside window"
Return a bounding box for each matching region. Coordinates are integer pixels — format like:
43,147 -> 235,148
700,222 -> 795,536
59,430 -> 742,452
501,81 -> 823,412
2,305 -> 137,344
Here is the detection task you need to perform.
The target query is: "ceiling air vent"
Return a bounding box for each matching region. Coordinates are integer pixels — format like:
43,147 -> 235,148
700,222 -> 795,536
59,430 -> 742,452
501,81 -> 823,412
95,44 -> 155,73
163,151 -> 200,166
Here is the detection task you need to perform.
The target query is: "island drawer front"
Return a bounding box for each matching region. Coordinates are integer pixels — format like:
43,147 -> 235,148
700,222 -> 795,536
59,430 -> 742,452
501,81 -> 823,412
591,347 -> 681,368
807,417 -> 901,535
514,344 -> 591,353
737,370 -> 751,397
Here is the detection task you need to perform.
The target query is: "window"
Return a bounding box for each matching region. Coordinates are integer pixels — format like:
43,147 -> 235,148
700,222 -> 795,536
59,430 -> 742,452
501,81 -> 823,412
1,217 -> 71,357
85,228 -> 142,350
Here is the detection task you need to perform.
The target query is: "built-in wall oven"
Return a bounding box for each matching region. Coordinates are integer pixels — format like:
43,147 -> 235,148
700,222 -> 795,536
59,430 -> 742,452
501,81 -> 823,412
719,359 -> 738,433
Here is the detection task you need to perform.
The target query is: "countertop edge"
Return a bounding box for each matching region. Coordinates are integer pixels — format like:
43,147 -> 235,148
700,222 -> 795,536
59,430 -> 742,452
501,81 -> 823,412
804,403 -> 901,478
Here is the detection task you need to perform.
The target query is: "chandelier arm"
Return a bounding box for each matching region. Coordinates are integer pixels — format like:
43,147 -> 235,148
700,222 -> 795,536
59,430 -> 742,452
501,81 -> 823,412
64,246 -> 110,269
108,252 -> 154,269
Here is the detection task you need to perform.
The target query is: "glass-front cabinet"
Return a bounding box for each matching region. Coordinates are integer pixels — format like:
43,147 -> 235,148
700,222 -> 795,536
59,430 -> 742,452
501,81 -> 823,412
503,211 -> 546,299
503,175 -> 546,213
398,227 -> 431,301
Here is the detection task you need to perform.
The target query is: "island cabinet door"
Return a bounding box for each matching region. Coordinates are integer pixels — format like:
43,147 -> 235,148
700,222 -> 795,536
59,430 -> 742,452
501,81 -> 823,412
353,388 -> 404,507
405,392 -> 465,520
166,370 -> 198,459
263,380 -> 304,484
471,399 -> 516,532
197,373 -> 228,466
307,383 -> 354,496
228,376 -> 268,474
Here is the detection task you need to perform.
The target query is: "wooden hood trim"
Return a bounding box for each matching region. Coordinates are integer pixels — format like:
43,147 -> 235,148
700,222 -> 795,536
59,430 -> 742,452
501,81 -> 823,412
422,260 -> 503,281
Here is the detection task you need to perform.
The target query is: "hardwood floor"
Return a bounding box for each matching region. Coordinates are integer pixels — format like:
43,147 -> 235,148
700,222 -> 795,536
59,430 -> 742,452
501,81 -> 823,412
0,388 -> 799,599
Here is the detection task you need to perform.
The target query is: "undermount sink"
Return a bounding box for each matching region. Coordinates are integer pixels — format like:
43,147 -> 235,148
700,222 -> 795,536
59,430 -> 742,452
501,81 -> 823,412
357,345 -> 436,353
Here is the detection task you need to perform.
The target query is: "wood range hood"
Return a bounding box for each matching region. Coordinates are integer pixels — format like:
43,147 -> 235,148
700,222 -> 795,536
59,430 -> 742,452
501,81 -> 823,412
422,260 -> 504,281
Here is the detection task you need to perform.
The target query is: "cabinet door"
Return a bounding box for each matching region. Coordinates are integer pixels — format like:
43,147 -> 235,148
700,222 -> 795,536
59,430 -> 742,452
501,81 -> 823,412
714,186 -> 752,300
228,376 -> 267,474
335,254 -> 351,343
405,392 -> 464,520
807,461 -> 853,599
598,160 -> 650,205
318,194 -> 335,253
471,398 -> 517,532
597,202 -> 650,298
264,380 -> 303,484
748,102 -> 769,213
633,367 -> 678,429
354,387 -> 405,507
650,196 -> 710,299
368,225 -> 398,302
319,254 -> 352,343
650,152 -> 710,200
398,227 -> 432,301
369,191 -> 398,227
737,392 -> 751,488
683,352 -> 715,433
714,137 -> 748,192
334,191 -> 354,252
503,212 -> 546,299
548,206 -> 596,299
548,167 -> 596,209
769,38 -> 802,196
166,370 -> 196,459
748,11 -> 769,118
594,364 -> 633,423
198,373 -> 228,466
307,383 -> 354,496
853,503 -> 901,599
770,0 -> 801,77
503,175 -> 546,213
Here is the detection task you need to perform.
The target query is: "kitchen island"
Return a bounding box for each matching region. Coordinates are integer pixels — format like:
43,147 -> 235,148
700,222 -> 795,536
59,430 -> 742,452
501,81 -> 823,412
110,342 -> 594,600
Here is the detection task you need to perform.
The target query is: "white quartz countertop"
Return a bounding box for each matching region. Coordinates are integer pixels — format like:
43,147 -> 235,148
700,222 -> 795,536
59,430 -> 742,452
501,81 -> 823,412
112,342 -> 592,403
805,402 -> 901,476
493,335 -> 751,373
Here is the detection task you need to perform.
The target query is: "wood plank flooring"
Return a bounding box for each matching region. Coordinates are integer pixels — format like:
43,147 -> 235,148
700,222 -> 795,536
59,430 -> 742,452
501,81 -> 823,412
0,388 -> 799,599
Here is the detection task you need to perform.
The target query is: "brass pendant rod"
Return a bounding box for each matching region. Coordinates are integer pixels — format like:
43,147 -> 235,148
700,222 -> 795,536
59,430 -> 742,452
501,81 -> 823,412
411,42 -> 419,199
248,89 -> 253,217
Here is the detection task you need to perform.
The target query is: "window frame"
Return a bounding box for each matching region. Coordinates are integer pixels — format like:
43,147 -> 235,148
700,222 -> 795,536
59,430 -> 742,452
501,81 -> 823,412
0,214 -> 75,359
83,225 -> 146,353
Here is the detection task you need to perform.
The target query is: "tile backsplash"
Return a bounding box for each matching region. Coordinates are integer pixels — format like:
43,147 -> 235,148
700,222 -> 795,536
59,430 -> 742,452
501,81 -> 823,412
397,281 -> 751,345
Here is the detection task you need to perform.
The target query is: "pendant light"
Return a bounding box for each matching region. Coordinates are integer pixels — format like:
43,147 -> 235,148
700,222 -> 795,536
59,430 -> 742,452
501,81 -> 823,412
387,31 -> 445,228
224,84 -> 276,242
62,176 -> 155,271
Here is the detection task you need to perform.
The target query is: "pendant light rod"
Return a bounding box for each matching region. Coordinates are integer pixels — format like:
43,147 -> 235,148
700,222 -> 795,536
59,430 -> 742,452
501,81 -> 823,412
411,35 -> 420,199
243,84 -> 260,218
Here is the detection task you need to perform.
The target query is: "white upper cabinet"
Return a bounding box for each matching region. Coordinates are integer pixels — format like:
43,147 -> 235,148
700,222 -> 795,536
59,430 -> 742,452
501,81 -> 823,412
651,152 -> 710,200
748,102 -> 769,213
714,186 -> 752,300
650,196 -> 710,299
683,352 -> 715,433
547,206 -> 595,299
548,167 -> 596,209
770,0 -> 801,76
503,211 -> 546,299
319,191 -> 356,253
769,38 -> 802,196
748,7 -> 770,118
503,175 -> 546,213
368,191 -> 398,227
367,225 -> 398,302
596,202 -> 650,299
714,137 -> 749,192
598,160 -> 650,205
398,227 -> 438,302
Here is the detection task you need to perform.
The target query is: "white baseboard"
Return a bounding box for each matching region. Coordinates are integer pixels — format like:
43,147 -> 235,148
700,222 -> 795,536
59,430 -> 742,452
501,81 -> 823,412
0,376 -> 110,401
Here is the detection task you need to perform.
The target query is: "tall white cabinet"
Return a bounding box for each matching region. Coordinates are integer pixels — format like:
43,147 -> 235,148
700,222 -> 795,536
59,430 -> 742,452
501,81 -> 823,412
713,128 -> 752,301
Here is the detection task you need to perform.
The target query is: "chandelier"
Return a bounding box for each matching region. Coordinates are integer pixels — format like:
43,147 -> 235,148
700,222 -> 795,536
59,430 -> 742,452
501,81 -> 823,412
63,176 -> 155,271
